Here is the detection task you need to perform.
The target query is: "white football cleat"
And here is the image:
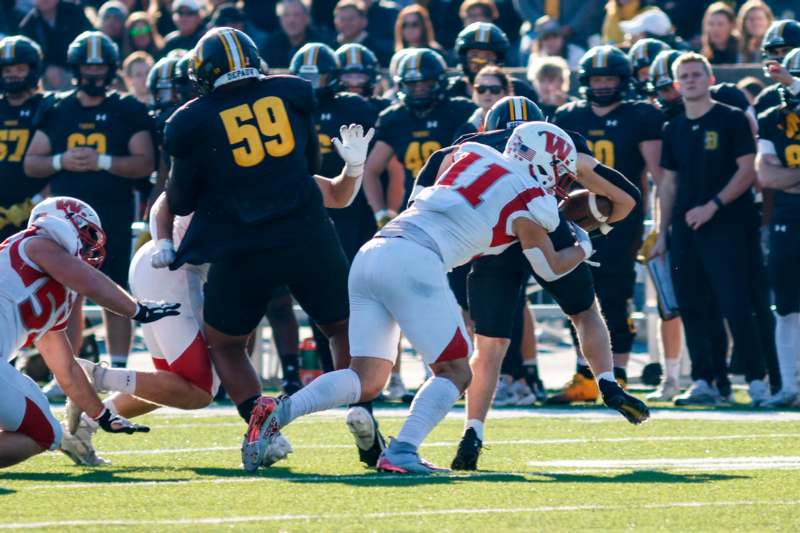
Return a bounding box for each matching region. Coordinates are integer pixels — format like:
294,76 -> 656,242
512,381 -> 537,406
762,389 -> 797,408
262,433 -> 293,467
646,378 -> 681,402
59,420 -> 110,467
674,379 -> 718,406
748,379 -> 770,408
492,378 -> 517,407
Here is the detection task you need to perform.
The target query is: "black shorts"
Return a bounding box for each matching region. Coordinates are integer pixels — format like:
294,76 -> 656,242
768,221 -> 800,315
96,201 -> 134,288
204,218 -> 350,336
448,262 -> 471,311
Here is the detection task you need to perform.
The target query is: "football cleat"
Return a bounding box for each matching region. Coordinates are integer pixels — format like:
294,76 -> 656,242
511,381 -> 537,406
241,396 -> 285,472
674,379 -> 719,406
492,378 -> 518,406
546,373 -> 599,404
748,379 -> 771,408
450,427 -> 483,471
599,379 -> 650,425
762,389 -> 799,408
59,420 -> 110,466
262,433 -> 294,467
346,406 -> 386,467
377,438 -> 448,475
645,378 -> 681,402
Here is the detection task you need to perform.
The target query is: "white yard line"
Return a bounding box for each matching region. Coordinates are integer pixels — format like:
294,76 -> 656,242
44,432 -> 800,458
528,456 -> 800,471
2,500 -> 800,529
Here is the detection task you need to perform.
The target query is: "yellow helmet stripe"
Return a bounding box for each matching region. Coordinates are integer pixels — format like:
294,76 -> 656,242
230,31 -> 246,68
507,98 -> 515,121
521,99 -> 528,120
217,33 -> 236,71
312,44 -> 320,65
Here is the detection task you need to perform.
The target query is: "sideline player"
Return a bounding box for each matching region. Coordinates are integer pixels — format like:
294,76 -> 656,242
552,45 -> 664,400
754,20 -> 800,115
0,36 -> 53,243
164,28 -> 373,472
0,196 -> 173,468
245,121 -> 601,474
756,49 -> 800,407
413,96 -> 648,469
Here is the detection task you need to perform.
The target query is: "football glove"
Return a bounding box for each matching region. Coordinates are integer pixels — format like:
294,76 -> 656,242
332,123 -> 374,176
150,239 -> 175,269
94,408 -> 150,434
132,300 -> 180,323
569,222 -> 599,267
599,379 -> 650,425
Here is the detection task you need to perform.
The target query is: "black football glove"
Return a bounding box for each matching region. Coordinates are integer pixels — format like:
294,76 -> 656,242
95,408 -> 150,434
132,300 -> 180,323
599,379 -> 650,425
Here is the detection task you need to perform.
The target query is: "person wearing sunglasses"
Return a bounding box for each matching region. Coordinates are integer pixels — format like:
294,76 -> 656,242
454,65 -> 511,140
162,0 -> 206,55
123,12 -> 164,59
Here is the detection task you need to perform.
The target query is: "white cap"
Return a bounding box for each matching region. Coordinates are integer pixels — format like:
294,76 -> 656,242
172,0 -> 201,12
619,8 -> 672,37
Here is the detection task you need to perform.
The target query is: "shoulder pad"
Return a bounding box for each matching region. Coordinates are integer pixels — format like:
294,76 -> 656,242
32,216 -> 80,257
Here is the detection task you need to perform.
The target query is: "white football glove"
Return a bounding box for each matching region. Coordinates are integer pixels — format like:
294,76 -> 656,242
570,222 -> 599,267
150,238 -> 175,269
332,123 -> 374,176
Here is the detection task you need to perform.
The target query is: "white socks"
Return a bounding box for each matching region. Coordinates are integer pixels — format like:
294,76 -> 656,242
596,371 -> 615,384
465,419 -> 484,441
775,313 -> 800,393
286,369 -> 361,425
397,377 -> 460,448
98,367 -> 137,394
664,358 -> 680,383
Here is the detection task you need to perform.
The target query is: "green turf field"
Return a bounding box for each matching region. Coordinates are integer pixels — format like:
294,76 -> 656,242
2,401 -> 800,532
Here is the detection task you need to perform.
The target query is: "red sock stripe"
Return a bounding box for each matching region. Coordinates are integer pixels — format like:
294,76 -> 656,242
435,327 -> 469,363
17,398 -> 56,450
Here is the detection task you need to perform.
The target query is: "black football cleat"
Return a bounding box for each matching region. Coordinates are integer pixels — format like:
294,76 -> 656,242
451,427 -> 483,470
599,379 -> 650,425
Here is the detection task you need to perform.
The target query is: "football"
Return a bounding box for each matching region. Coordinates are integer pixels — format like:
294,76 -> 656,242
559,189 -> 613,231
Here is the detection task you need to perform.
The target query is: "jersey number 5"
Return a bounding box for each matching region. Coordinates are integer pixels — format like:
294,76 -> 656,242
219,96 -> 296,167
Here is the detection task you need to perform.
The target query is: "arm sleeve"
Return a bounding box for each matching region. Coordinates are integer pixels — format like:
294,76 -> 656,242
166,156 -> 201,216
660,123 -> 678,171
731,110 -> 756,158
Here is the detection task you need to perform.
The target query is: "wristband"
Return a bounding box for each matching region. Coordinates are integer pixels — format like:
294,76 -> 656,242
344,162 -> 363,177
97,154 -> 112,171
712,195 -> 723,209
52,153 -> 62,172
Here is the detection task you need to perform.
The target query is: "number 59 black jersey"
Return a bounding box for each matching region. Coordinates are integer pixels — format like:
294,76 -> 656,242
165,75 -> 321,227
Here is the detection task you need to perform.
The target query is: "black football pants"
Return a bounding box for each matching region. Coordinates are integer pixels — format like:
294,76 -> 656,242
670,218 -> 775,386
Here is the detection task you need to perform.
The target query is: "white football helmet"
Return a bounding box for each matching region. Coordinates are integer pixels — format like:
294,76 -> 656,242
28,197 -> 106,268
503,121 -> 578,200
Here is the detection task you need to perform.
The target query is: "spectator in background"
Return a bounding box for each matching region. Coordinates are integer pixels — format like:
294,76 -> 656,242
618,8 -> 688,50
523,15 -> 584,69
162,0 -> 205,54
122,50 -> 153,103
97,1 -> 129,50
393,5 -> 445,58
701,2 -> 739,65
123,11 -> 163,58
736,0 -> 773,63
460,0 -> 498,27
334,0 -> 392,66
527,55 -> 572,118
644,0 -> 708,47
603,0 -> 650,45
148,0 -> 177,37
363,0 -> 398,53
263,0 -> 329,69
513,0 -> 603,48
455,64 -> 511,138
19,0 -> 92,75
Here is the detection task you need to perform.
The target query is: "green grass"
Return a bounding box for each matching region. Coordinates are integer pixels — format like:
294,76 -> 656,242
2,407 -> 800,531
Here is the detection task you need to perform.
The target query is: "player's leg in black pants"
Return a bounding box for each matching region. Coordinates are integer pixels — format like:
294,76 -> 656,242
745,226 -> 780,393
265,288 -> 302,394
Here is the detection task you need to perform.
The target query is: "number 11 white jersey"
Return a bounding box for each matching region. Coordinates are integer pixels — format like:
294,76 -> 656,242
393,142 -> 559,270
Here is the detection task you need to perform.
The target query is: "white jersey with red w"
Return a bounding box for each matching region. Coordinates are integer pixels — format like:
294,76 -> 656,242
0,218 -> 80,362
394,141 -> 559,270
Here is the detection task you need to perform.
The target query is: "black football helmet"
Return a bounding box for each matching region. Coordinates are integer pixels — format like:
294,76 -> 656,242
396,48 -> 448,114
628,38 -> 671,96
647,50 -> 682,115
762,20 -> 800,61
781,48 -> 800,109
148,56 -> 178,109
173,52 -> 198,103
0,36 -> 43,95
67,31 -> 119,96
455,22 -> 510,80
578,45 -> 632,106
191,27 -> 262,95
484,96 -> 544,131
290,42 -> 340,99
336,43 -> 378,96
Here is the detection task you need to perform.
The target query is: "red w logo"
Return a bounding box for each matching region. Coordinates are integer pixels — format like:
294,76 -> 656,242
539,130 -> 572,160
55,198 -> 84,215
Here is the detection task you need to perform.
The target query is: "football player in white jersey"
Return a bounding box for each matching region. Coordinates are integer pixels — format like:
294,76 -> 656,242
241,121 -> 594,474
0,196 -> 176,468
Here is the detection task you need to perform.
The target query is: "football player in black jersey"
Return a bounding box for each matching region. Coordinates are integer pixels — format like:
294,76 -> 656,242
146,55 -> 182,213
290,42 -> 388,467
163,28 -> 373,472
0,36 -> 52,243
448,22 -> 538,103
628,38 -> 671,100
363,48 -> 476,224
552,45 -> 664,402
411,96 -> 649,470
336,43 -> 392,114
756,48 -> 800,407
25,31 -> 156,370
754,20 -> 800,115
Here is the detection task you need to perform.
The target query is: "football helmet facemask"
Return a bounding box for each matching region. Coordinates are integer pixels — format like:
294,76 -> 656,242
29,197 -> 106,268
0,35 -> 43,95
